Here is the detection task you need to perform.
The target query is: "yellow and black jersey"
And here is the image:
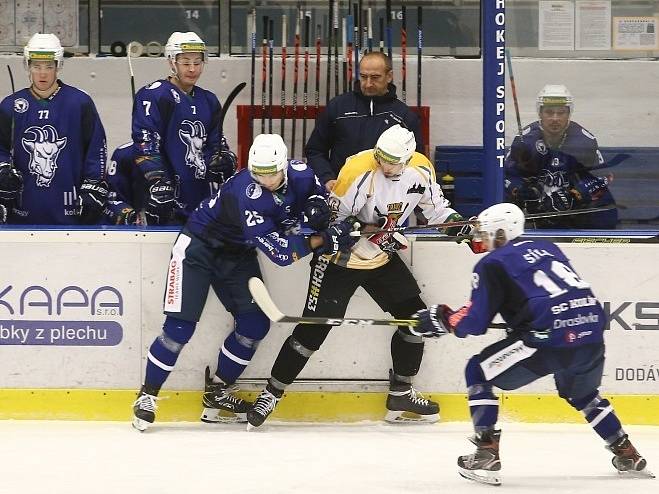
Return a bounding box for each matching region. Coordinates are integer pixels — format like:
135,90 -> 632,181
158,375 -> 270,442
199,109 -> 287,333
327,149 -> 457,269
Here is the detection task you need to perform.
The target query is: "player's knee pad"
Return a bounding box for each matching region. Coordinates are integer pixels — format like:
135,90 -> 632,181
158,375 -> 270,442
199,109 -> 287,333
395,326 -> 424,343
465,356 -> 488,388
291,324 -> 331,351
287,335 -> 316,358
569,391 -> 604,413
233,311 -> 270,350
160,316 -> 196,353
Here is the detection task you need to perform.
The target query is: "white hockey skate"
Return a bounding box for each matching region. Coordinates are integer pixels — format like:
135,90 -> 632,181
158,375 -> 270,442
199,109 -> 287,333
132,388 -> 160,432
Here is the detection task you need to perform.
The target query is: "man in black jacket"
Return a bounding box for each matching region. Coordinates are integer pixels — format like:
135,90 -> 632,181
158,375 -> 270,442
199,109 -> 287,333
306,52 -> 423,192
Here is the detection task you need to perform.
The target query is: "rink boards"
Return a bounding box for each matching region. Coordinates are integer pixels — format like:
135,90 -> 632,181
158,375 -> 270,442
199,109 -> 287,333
0,228 -> 657,424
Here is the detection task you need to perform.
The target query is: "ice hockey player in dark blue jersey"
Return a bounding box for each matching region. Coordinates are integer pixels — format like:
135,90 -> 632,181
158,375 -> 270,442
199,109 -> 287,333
412,203 -> 651,485
131,31 -> 237,226
132,133 -> 358,431
505,85 -> 617,229
101,142 -> 143,225
0,33 -> 108,225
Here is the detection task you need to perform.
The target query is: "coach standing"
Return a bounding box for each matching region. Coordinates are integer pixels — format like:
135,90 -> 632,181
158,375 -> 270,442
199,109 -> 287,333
305,52 -> 423,192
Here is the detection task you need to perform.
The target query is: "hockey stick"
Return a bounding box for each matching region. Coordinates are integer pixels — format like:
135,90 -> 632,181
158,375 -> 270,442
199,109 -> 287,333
417,6 -> 422,109
357,205 -> 616,237
385,0 -> 392,60
333,0 -> 340,97
346,15 -> 353,90
268,18 -> 275,133
326,0 -> 333,105
379,17 -> 384,53
505,48 -> 523,136
250,8 -> 256,137
401,5 -> 407,104
249,277 -> 419,327
353,3 -> 360,83
280,14 -> 287,139
302,13 -> 311,151
315,23 -> 322,116
249,277 -> 509,330
261,16 -> 269,134
126,42 -> 137,100
218,82 -> 247,135
292,9 -> 301,157
367,7 -> 373,52
589,152 -> 630,171
341,17 -> 348,93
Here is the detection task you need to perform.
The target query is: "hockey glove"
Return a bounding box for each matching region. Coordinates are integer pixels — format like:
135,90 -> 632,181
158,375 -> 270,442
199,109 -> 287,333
304,194 -> 332,231
541,188 -> 574,212
207,149 -> 237,184
0,203 -> 7,224
0,162 -> 23,202
78,179 -> 109,224
144,174 -> 176,225
315,218 -> 359,256
410,304 -> 454,338
513,182 -> 542,203
571,175 -> 610,205
117,207 -> 139,226
377,231 -> 409,254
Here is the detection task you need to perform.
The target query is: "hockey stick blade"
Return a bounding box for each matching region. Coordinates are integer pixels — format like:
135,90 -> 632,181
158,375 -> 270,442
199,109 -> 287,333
355,218 -> 477,236
248,277 -> 418,327
219,82 -> 247,132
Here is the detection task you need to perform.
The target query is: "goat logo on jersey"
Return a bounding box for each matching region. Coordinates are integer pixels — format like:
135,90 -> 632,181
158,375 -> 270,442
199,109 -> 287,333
178,120 -> 207,179
21,125 -> 67,187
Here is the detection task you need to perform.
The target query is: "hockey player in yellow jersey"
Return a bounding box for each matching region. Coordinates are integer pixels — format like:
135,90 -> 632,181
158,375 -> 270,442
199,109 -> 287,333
247,125 -> 470,428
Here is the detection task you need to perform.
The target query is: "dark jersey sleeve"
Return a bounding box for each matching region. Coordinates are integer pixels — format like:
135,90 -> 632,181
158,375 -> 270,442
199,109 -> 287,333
80,97 -> 108,180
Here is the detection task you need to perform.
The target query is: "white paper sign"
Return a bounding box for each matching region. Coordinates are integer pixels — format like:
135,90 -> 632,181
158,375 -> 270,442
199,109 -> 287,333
576,1 -> 611,50
613,16 -> 658,50
539,1 -> 575,50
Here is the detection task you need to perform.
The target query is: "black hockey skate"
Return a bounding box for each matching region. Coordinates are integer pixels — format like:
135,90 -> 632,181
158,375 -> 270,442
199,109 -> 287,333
457,429 -> 502,486
246,385 -> 282,430
608,435 -> 654,478
200,366 -> 252,423
132,386 -> 159,432
385,370 -> 439,423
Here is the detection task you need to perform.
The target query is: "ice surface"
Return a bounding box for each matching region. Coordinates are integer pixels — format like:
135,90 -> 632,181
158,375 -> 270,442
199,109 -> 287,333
0,421 -> 656,493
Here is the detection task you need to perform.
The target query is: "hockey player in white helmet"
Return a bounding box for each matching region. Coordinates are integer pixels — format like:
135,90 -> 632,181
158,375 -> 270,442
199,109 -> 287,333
0,33 -> 108,225
246,124 -> 476,429
131,31 -> 237,225
132,133 -> 357,431
504,84 -> 617,229
412,202 -> 651,485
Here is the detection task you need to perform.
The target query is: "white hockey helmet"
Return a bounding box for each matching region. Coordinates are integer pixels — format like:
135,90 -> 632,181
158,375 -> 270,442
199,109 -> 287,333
165,31 -> 207,62
536,84 -> 574,115
475,203 -> 525,252
24,33 -> 64,70
374,124 -> 416,167
248,134 -> 288,176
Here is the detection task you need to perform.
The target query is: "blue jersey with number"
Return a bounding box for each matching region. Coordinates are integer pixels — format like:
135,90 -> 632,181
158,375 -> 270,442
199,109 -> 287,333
101,142 -> 145,224
186,161 -> 327,266
449,238 -> 605,348
131,78 -> 222,219
0,81 -> 107,224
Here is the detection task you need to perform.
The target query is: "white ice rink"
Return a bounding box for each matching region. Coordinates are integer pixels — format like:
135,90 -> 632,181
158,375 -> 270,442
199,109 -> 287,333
0,421 -> 655,494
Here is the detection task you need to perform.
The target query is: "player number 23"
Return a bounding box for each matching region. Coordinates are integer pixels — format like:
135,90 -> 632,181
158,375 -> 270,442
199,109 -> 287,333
245,210 -> 264,226
533,260 -> 589,298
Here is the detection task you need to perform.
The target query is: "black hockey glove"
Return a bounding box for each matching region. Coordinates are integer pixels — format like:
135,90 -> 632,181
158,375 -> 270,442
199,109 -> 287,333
78,179 -> 109,224
541,188 -> 574,212
513,182 -> 542,204
377,232 -> 408,254
304,194 -> 331,231
410,304 -> 454,338
315,218 -> 359,256
144,174 -> 176,225
0,203 -> 7,224
207,149 -> 237,184
0,162 -> 23,202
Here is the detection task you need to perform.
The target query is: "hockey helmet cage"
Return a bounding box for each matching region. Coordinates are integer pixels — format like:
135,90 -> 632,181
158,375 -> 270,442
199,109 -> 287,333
24,33 -> 64,70
536,84 -> 574,115
374,124 -> 416,166
475,203 -> 525,252
248,134 -> 288,176
165,32 -> 207,62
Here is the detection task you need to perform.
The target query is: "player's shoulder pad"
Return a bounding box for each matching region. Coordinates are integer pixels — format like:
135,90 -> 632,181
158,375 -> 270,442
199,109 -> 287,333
332,150 -> 378,197
407,152 -> 436,182
137,80 -> 168,98
287,159 -> 312,177
60,82 -> 93,100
